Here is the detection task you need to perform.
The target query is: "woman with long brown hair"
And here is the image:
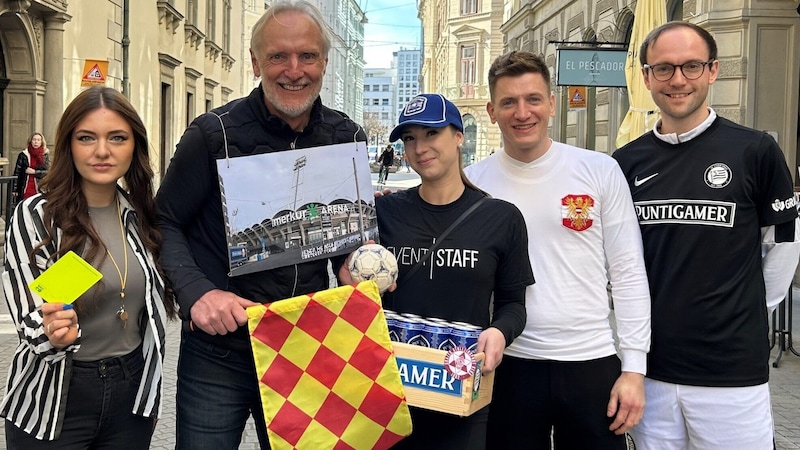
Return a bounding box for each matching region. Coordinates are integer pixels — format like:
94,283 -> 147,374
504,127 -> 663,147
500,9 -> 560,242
12,131 -> 50,203
1,86 -> 175,448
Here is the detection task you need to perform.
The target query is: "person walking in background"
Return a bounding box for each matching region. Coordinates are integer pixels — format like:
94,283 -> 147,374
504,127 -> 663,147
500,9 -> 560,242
342,93 -> 532,450
156,1 -> 366,448
1,86 -> 175,448
614,22 -> 800,449
401,151 -> 410,172
465,51 -> 651,449
12,131 -> 50,205
378,143 -> 395,184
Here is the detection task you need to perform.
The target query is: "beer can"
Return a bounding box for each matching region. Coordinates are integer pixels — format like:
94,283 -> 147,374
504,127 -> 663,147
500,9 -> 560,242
436,323 -> 458,352
449,323 -> 481,353
426,317 -> 449,323
385,315 -> 400,342
396,316 -> 426,346
400,312 -> 423,321
420,320 -> 453,351
450,321 -> 480,329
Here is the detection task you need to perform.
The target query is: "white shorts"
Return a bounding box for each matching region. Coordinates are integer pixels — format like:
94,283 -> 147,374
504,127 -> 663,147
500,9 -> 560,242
630,378 -> 774,450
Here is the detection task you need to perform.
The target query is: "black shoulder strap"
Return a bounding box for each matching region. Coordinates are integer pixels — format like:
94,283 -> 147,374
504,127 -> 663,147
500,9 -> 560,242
398,196 -> 487,285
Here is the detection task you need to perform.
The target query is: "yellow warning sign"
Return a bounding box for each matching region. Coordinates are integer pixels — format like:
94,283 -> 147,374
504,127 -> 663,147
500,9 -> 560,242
81,60 -> 108,87
568,86 -> 587,110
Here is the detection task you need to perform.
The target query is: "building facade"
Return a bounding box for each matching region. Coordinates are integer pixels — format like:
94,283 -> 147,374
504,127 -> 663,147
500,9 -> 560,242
418,0 -> 506,164
393,48 -> 422,117
0,0 -> 251,180
316,0 -> 366,121
363,67 -> 395,146
0,0 -> 366,184
499,0 -> 799,177
419,0 -> 800,175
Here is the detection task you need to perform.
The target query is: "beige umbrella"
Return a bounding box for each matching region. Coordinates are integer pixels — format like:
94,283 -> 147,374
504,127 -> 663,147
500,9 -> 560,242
615,0 -> 667,149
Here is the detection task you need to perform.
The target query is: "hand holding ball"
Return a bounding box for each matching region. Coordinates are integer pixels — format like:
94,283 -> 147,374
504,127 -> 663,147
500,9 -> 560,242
347,244 -> 399,294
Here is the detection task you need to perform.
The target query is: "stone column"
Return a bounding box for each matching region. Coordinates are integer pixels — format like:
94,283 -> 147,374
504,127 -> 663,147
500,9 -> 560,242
42,12 -> 71,142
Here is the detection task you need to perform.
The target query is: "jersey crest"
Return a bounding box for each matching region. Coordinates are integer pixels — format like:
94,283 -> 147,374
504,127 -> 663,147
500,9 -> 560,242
561,194 -> 594,231
704,163 -> 731,188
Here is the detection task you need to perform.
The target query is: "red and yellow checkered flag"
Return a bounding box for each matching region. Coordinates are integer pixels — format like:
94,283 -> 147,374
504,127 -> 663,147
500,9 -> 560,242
247,281 -> 412,450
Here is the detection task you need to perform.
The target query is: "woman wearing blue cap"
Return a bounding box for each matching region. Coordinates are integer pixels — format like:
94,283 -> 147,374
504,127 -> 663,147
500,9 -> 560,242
377,94 -> 534,449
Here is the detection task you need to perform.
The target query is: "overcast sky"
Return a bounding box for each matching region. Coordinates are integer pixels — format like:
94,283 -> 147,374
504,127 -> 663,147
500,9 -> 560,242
359,1 -> 421,68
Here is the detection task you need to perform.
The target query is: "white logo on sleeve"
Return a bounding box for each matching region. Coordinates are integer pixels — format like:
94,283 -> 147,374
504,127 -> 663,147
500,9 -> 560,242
772,196 -> 798,212
634,173 -> 659,186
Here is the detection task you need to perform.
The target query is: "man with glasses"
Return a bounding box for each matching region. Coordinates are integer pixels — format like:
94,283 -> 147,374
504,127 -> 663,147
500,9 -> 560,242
614,21 -> 800,448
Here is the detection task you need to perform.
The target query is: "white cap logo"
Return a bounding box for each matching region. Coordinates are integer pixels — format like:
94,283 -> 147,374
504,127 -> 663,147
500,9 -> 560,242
404,96 -> 427,116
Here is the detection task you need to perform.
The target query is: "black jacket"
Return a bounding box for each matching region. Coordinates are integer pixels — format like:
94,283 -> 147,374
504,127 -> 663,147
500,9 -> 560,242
156,86 -> 366,351
12,149 -> 50,200
379,148 -> 395,166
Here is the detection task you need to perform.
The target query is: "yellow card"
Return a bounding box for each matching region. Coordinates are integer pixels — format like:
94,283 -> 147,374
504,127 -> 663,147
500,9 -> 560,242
28,251 -> 102,304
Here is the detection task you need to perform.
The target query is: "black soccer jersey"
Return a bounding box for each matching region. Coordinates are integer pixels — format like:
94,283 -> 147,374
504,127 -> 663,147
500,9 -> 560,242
614,117 -> 798,387
376,187 -> 533,343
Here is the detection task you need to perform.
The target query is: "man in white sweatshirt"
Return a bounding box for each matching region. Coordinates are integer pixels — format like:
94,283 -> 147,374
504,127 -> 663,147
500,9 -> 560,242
465,51 -> 651,450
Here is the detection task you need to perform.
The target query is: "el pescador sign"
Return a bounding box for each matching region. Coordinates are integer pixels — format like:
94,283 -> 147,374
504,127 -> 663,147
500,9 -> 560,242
556,48 -> 628,87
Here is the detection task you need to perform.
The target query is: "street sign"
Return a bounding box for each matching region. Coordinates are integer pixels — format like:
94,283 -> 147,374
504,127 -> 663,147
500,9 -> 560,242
568,86 -> 587,110
556,48 -> 627,87
81,59 -> 108,87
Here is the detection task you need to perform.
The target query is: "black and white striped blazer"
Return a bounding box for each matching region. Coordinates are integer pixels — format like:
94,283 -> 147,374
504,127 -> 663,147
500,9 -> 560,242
0,191 -> 168,440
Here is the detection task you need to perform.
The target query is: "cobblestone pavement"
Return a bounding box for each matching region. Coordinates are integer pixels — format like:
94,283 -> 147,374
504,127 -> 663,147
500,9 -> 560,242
0,288 -> 798,449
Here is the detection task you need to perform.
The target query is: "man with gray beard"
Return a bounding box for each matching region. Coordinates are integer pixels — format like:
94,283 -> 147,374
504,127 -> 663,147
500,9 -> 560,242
156,1 -> 366,448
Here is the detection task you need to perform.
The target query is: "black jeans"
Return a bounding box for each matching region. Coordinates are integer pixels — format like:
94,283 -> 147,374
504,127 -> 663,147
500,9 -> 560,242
5,347 -> 155,449
391,406 -> 488,450
175,332 -> 270,450
379,164 -> 391,182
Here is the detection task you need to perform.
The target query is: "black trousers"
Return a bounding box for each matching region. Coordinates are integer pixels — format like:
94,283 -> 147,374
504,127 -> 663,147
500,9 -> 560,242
5,347 -> 155,450
487,355 -> 627,450
391,405 -> 488,450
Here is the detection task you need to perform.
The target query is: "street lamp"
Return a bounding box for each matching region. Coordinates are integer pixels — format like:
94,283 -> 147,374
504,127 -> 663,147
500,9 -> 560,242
292,156 -> 307,210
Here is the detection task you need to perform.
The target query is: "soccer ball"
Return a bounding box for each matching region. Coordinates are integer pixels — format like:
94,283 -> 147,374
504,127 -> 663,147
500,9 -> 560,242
347,244 -> 399,294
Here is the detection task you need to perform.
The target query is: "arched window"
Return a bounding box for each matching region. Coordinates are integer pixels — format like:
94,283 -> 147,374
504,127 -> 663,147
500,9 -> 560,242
667,0 -> 683,21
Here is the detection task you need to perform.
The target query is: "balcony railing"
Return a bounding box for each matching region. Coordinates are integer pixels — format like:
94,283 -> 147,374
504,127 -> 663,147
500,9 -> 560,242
460,84 -> 475,99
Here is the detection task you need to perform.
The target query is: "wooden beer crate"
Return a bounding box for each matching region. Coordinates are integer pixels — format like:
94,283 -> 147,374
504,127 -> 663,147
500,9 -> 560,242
391,342 -> 494,416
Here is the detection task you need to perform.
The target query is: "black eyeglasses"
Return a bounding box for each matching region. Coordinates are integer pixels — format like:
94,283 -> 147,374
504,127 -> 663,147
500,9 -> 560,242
643,61 -> 714,81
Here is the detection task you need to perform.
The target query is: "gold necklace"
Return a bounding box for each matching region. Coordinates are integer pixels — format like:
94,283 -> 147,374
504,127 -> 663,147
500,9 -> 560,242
105,197 -> 128,327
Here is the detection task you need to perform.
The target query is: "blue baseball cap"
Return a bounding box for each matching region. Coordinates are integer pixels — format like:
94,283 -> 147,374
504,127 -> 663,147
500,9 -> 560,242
389,94 -> 464,142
